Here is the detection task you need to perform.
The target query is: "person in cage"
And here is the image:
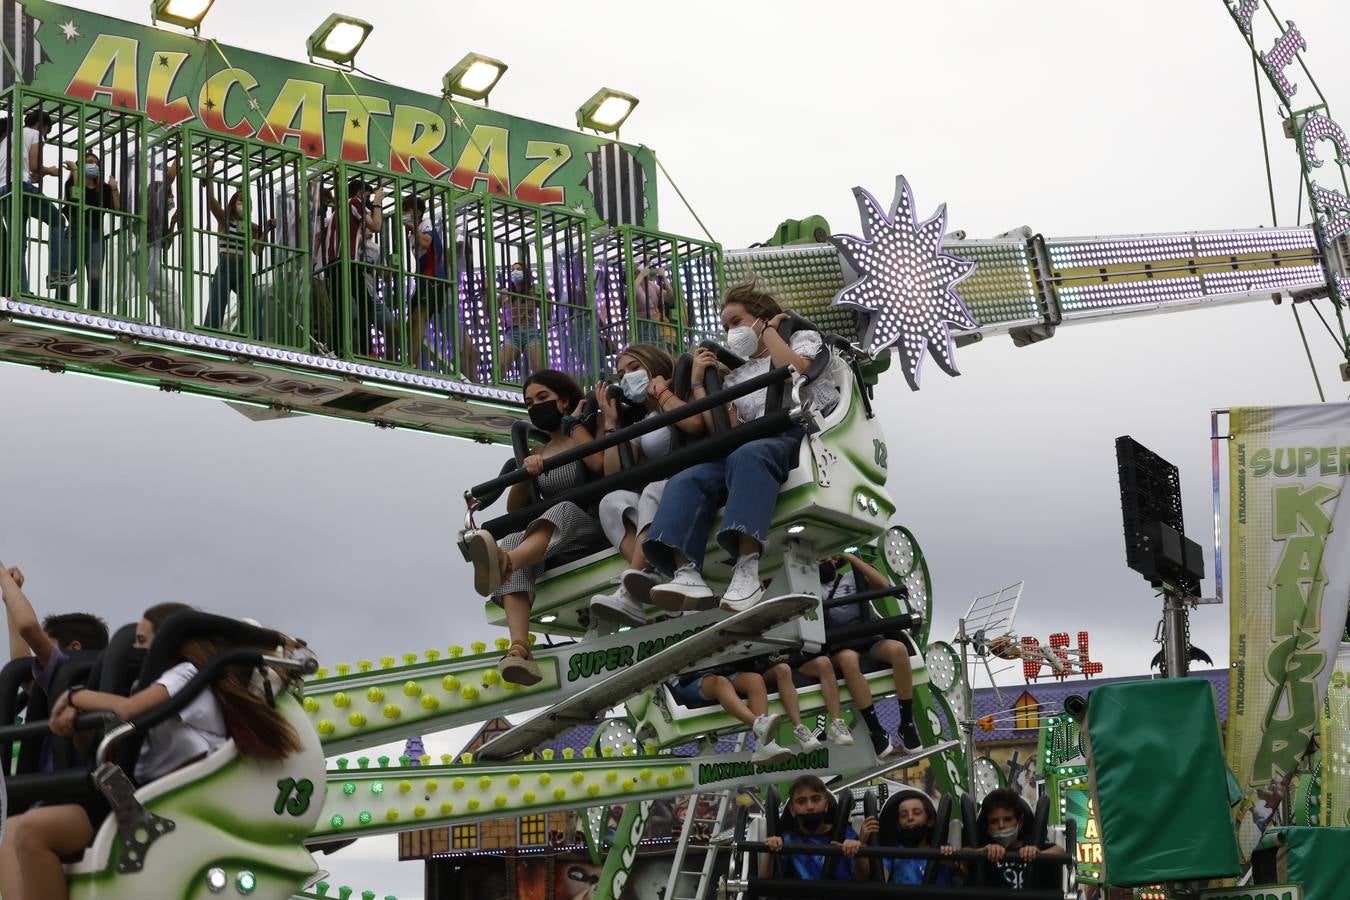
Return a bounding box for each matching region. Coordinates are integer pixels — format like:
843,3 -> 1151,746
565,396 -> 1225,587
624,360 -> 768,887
465,369 -> 606,685
202,159 -> 275,337
17,109 -> 74,292
500,260 -> 545,379
61,150 -> 119,312
633,258 -> 675,348
402,194 -> 448,371
335,177 -> 388,357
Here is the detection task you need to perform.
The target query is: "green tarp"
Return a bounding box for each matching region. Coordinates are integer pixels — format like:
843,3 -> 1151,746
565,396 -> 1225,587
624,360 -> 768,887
1255,827 -> 1350,900
1084,678 -> 1241,885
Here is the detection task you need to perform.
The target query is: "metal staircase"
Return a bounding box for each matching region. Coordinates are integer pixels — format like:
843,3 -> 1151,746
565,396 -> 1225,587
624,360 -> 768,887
663,735 -> 747,900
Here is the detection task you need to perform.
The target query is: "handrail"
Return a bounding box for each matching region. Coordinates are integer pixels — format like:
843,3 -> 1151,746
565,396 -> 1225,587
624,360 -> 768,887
479,408 -> 798,539
825,612 -> 921,646
821,584 -> 910,611
465,366 -> 791,505
735,839 -> 1074,866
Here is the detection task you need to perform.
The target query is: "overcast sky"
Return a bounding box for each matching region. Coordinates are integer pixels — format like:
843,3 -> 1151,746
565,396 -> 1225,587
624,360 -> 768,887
6,1 -> 1350,896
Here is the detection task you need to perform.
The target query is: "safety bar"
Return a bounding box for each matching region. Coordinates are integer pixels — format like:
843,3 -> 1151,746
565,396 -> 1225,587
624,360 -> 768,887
736,841 -> 1074,866
0,709 -> 118,742
821,584 -> 910,611
826,612 -> 921,647
465,365 -> 792,505
478,408 -> 798,540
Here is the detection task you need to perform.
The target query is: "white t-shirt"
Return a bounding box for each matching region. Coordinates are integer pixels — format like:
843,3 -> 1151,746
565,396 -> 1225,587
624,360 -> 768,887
723,328 -> 840,421
635,410 -> 674,459
135,661 -> 229,783
20,127 -> 41,186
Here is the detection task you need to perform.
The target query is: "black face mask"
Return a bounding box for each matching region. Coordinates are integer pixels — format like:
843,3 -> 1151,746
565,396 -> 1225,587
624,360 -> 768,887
528,401 -> 564,433
818,561 -> 837,584
797,810 -> 828,832
898,824 -> 928,847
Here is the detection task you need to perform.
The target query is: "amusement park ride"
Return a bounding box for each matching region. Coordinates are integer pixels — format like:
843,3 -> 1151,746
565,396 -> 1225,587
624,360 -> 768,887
0,0 -> 1345,898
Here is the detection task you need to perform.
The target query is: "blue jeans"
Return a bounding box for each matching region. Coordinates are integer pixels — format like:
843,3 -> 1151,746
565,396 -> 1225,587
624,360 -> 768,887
643,428 -> 804,574
206,253 -> 252,334
21,183 -> 72,289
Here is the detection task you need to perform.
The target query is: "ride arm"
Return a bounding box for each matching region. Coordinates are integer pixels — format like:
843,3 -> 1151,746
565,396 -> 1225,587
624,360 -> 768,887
0,562 -> 54,666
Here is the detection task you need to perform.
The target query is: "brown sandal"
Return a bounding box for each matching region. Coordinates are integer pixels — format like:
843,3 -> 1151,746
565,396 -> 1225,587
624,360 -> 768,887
497,640 -> 542,686
467,530 -> 503,597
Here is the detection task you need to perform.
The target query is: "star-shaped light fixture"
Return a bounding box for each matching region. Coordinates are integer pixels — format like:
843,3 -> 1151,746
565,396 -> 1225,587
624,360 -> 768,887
829,174 -> 978,390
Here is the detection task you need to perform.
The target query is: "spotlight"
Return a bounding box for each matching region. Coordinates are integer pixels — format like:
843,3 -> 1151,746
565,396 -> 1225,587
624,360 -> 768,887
443,52 -> 508,104
575,87 -> 638,135
150,0 -> 214,30
306,13 -> 373,67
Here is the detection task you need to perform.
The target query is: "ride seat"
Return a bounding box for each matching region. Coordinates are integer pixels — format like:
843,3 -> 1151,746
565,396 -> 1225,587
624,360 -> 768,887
66,694 -> 325,900
486,333 -> 893,635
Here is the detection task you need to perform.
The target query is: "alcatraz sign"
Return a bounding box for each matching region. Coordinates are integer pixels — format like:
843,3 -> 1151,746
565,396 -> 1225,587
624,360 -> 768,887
7,0 -> 656,221
1224,2 -> 1350,305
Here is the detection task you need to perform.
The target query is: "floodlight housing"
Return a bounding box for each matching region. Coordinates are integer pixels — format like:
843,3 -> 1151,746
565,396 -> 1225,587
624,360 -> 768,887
150,0 -> 214,30
576,87 -> 638,134
306,14 -> 373,66
443,52 -> 508,103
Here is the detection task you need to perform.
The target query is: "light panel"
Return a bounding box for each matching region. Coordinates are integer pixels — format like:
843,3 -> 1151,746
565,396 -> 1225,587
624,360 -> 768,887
576,88 -> 639,134
306,14 -> 373,66
444,52 -> 508,102
150,0 -> 214,29
828,175 -> 977,390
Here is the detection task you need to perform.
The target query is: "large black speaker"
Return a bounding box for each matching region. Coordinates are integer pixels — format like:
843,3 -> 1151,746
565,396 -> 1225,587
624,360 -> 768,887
1115,436 -> 1204,597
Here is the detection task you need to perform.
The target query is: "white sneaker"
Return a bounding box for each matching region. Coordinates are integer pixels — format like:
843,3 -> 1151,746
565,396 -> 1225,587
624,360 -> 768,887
751,714 -> 793,764
589,584 -> 647,627
792,723 -> 823,752
621,568 -> 661,605
650,564 -> 714,611
719,554 -> 766,613
827,718 -> 855,746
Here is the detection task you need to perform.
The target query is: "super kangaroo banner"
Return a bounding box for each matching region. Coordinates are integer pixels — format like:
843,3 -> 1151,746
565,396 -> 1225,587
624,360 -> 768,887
1228,403 -> 1350,856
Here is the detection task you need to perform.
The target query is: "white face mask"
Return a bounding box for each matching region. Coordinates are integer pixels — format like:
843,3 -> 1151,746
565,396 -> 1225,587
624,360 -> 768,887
725,323 -> 761,359
990,826 -> 1019,847
620,368 -> 650,403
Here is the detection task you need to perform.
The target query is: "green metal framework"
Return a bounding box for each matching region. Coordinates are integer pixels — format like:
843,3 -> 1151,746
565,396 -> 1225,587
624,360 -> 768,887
4,86 -> 148,319
0,86 -> 726,413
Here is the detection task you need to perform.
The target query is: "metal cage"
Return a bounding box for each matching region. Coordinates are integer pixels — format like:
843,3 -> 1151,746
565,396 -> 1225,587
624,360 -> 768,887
2,86 -> 147,318
456,194 -> 596,388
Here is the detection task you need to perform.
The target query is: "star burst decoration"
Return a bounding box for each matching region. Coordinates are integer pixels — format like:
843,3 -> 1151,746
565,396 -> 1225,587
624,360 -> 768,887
59,19 -> 81,41
829,174 -> 978,390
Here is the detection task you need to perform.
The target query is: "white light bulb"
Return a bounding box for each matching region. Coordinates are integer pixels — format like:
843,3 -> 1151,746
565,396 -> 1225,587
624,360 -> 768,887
322,21 -> 367,55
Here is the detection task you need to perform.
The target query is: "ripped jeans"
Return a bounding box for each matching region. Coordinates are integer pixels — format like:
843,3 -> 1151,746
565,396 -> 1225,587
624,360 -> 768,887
643,428 -> 804,575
